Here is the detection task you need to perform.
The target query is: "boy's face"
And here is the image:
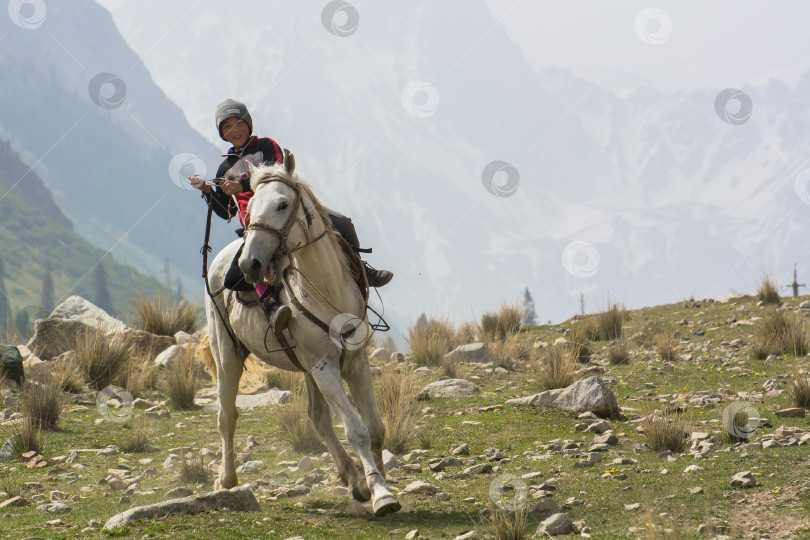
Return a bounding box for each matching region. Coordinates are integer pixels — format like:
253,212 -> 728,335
221,117 -> 250,148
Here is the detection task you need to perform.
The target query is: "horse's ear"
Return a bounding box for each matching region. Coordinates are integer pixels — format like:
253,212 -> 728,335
283,148 -> 295,175
247,161 -> 258,175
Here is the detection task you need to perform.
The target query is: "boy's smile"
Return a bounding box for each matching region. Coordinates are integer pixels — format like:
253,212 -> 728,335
221,117 -> 250,149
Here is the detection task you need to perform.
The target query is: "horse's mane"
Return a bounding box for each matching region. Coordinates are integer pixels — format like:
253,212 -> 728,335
250,163 -> 353,275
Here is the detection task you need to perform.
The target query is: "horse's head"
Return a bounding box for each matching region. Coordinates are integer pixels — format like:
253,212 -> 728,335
238,151 -> 314,285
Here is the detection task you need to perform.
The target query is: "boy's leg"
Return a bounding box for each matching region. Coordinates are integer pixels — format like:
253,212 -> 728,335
327,210 -> 393,287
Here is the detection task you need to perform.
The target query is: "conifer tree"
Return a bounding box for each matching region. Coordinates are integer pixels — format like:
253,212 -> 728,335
94,261 -> 114,314
522,287 -> 537,326
41,260 -> 55,314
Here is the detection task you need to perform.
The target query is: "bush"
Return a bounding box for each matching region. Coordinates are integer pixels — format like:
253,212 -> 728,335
177,446 -> 210,484
19,378 -> 64,430
642,415 -> 687,453
655,333 -> 677,362
594,302 -> 627,341
535,345 -> 576,391
756,274 -> 780,304
276,388 -> 323,452
481,303 -> 523,342
74,325 -> 132,390
164,347 -> 200,410
407,316 -> 457,366
119,416 -> 153,453
751,310 -> 808,359
8,414 -> 43,457
607,339 -> 631,365
134,296 -> 200,336
374,367 -> 420,454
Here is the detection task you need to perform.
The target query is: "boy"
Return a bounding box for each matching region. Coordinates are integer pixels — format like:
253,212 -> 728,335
191,99 -> 392,332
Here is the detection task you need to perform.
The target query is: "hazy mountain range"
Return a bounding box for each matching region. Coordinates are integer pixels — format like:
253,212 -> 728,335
1,1 -> 807,339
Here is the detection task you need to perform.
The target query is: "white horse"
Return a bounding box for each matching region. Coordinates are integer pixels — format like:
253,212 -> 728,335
205,151 -> 400,517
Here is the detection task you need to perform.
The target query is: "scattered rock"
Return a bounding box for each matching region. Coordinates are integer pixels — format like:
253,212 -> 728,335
405,529 -> 420,539
164,487 -> 194,500
450,443 -> 470,456
505,377 -> 620,419
382,450 -> 399,470
444,343 -> 491,364
421,379 -> 480,398
104,486 -> 260,529
624,502 -> 640,511
0,496 -> 30,508
730,471 -> 757,488
775,408 -> 805,418
402,481 -> 441,495
536,512 -> 573,536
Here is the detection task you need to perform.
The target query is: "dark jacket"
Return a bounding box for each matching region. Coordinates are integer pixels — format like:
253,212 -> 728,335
203,136 -> 284,226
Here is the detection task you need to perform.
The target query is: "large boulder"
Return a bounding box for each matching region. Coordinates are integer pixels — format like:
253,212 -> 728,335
104,486 -> 259,529
26,296 -> 173,360
0,345 -> 25,384
444,343 -> 491,364
505,376 -> 620,419
421,379 -> 480,398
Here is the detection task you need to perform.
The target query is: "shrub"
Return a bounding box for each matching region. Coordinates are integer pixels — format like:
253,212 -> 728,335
756,274 -> 780,304
374,367 -> 420,453
407,316 -> 457,366
134,296 -> 200,336
641,415 -> 687,453
594,302 -> 627,341
177,446 -> 210,484
487,507 -> 528,540
608,339 -> 631,365
74,325 -> 132,390
751,310 -> 808,359
19,378 -> 63,430
276,388 -> 323,452
119,416 -> 153,453
789,367 -> 810,409
164,347 -> 200,410
9,414 -> 43,457
655,333 -> 677,362
481,303 -> 523,342
535,345 -> 576,390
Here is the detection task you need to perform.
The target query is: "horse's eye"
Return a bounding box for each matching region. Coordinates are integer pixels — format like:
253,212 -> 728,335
278,202 -> 289,211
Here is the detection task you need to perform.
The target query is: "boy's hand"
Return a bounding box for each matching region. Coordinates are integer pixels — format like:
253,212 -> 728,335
221,180 -> 243,196
189,175 -> 212,194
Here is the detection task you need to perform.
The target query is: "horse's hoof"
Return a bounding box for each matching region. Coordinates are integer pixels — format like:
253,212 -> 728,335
351,485 -> 372,502
373,495 -> 401,517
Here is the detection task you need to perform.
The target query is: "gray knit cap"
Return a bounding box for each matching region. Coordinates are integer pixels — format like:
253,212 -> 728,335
215,99 -> 253,140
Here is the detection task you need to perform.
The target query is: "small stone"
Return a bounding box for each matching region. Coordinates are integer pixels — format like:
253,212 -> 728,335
594,432 -> 619,446
689,487 -> 704,494
624,502 -> 641,511
775,408 -> 805,418
119,496 -> 131,504
97,447 -> 118,457
435,492 -> 451,502
730,471 -> 757,488
0,496 -> 30,508
536,512 -> 573,536
462,463 -> 492,475
451,443 -> 470,456
683,465 -> 705,473
297,456 -> 313,472
165,487 -> 194,499
405,530 -> 420,540
402,481 -> 440,495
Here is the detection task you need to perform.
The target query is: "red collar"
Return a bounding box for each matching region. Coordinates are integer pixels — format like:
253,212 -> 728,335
222,136 -> 259,157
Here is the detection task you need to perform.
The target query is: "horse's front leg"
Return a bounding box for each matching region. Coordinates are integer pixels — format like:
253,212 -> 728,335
211,321 -> 243,490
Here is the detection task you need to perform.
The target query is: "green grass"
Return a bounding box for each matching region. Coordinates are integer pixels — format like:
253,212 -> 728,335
0,293 -> 809,538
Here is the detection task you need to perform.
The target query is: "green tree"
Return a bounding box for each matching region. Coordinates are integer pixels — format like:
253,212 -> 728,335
41,259 -> 54,314
93,261 -> 114,314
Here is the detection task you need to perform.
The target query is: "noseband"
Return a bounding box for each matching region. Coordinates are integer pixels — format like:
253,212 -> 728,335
243,176 -> 322,257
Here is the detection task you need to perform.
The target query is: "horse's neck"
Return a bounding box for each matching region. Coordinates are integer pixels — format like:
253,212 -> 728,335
288,233 -> 353,310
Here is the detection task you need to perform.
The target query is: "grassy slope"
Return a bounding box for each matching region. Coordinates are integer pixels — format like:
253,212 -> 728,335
1,294 -> 810,539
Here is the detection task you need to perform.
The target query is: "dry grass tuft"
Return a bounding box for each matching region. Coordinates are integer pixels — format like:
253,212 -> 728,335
177,446 -> 210,484
789,365 -> 810,409
607,339 -> 631,365
568,320 -> 594,363
74,325 -> 132,390
756,274 -> 780,305
164,347 -> 200,410
261,364 -> 303,394
655,333 -> 678,362
489,335 -> 532,370
276,388 -> 323,453
407,316 -> 457,366
115,351 -> 156,399
9,414 -> 43,457
751,310 -> 808,359
534,345 -> 576,391
374,367 -> 420,454
441,357 -> 464,379
641,415 -> 687,453
594,302 -> 627,341
119,416 -> 154,453
456,321 -> 480,345
487,507 -> 528,540
0,469 -> 21,498
134,296 -> 200,336
19,378 -> 64,430
51,359 -> 85,394
481,303 -> 523,342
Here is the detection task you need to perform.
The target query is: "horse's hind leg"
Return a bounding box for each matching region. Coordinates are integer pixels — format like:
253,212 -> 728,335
344,360 -> 387,476
305,374 -> 370,502
210,313 -> 244,490
309,359 -> 400,517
